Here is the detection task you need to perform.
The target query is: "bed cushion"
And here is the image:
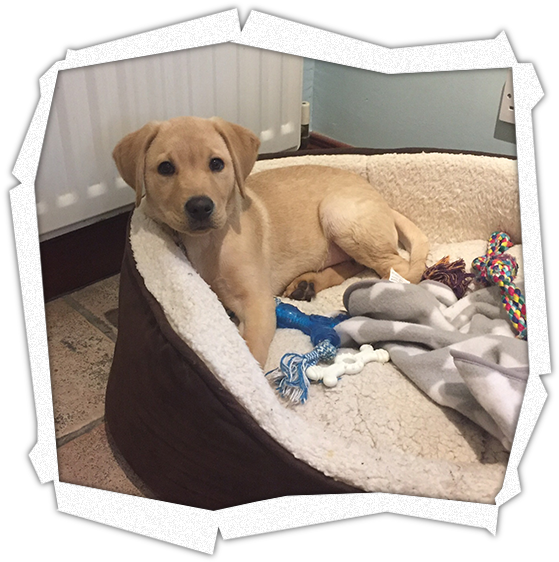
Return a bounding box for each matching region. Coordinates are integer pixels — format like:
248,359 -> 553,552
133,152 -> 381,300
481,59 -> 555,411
106,149 -> 522,509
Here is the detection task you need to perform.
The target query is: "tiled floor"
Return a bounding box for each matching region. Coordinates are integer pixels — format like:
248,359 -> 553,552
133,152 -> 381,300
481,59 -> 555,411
45,274 -> 149,498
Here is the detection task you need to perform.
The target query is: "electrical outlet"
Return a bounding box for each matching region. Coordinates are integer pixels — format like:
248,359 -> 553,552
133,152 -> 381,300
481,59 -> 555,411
499,69 -> 515,124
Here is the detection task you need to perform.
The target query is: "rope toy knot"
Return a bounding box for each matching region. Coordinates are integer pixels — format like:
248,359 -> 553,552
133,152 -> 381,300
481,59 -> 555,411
421,255 -> 475,298
472,231 -> 527,340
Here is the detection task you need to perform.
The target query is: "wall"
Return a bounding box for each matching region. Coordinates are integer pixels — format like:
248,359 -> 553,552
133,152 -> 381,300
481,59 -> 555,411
303,59 -> 516,156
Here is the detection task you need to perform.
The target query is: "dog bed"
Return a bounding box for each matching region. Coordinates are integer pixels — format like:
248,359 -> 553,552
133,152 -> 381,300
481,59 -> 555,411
105,148 -> 523,510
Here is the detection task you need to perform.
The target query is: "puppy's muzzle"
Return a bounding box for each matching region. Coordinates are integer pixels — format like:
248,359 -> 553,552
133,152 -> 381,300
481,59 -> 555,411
185,196 -> 215,230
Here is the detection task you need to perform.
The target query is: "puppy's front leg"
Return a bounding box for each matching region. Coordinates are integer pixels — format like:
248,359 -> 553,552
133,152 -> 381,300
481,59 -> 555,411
237,295 -> 277,368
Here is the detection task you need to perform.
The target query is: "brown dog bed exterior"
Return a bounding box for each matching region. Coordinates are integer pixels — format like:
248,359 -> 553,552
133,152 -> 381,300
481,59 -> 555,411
105,228 -> 359,509
106,148 -> 521,510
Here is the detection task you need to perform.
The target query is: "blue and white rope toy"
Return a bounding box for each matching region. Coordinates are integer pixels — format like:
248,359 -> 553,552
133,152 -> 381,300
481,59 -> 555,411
266,301 -> 348,404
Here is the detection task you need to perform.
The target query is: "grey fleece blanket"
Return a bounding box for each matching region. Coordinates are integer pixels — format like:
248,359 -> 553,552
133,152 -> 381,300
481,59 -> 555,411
335,279 -> 529,451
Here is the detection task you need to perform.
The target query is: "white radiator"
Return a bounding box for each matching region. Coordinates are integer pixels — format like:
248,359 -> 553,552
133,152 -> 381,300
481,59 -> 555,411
36,43 -> 304,238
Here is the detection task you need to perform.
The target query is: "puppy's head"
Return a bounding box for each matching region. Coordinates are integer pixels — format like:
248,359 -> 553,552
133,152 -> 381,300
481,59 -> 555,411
112,116 -> 260,234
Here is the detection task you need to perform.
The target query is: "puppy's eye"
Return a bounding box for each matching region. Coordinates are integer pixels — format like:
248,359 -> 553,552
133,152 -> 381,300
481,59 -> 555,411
158,161 -> 175,176
209,158 -> 224,172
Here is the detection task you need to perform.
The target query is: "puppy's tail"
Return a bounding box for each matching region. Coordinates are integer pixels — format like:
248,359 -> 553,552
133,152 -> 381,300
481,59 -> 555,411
392,210 -> 430,284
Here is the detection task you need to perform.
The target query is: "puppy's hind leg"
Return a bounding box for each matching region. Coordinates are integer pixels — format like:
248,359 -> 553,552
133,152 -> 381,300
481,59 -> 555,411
319,190 -> 427,283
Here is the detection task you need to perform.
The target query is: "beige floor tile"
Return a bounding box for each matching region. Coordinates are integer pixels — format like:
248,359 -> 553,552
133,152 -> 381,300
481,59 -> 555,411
57,422 -> 147,498
69,274 -> 121,335
46,275 -> 152,499
45,297 -> 115,439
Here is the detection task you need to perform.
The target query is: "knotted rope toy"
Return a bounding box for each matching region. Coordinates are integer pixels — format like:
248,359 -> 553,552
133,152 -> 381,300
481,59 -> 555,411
472,231 -> 527,339
421,256 -> 476,299
266,301 -> 348,404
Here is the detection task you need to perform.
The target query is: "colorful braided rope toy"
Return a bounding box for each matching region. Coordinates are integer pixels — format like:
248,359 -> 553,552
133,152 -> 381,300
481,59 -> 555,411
472,231 -> 527,339
266,301 -> 348,404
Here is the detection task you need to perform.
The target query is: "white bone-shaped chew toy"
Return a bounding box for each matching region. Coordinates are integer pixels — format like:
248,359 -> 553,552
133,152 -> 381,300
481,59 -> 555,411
306,344 -> 390,388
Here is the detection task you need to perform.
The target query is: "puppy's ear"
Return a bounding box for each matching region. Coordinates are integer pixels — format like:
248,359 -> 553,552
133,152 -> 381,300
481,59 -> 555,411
210,117 -> 260,197
113,121 -> 160,207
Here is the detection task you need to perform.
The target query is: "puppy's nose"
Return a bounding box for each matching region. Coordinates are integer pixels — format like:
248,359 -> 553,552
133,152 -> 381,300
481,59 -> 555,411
185,196 -> 215,221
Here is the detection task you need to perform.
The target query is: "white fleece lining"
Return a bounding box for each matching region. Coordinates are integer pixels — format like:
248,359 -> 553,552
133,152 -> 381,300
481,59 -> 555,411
129,152 -> 520,504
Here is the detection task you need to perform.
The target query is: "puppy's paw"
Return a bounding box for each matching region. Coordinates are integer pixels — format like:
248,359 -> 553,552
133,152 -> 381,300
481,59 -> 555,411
284,279 -> 316,301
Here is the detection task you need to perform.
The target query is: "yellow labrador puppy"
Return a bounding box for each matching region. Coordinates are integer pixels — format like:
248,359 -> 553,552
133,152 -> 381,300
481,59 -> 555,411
113,116 -> 429,367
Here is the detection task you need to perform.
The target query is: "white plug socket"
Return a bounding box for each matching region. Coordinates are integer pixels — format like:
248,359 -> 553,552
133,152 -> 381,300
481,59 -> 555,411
499,69 -> 515,124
